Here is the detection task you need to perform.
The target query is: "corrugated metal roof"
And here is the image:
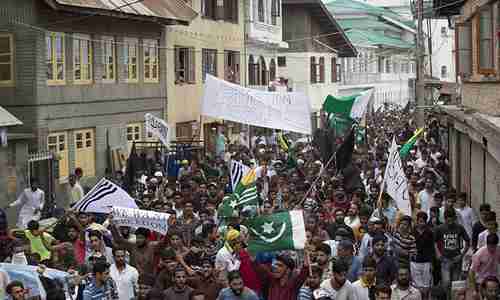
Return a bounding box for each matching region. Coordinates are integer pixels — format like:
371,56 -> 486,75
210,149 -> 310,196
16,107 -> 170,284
45,0 -> 197,25
346,29 -> 414,49
0,106 -> 22,127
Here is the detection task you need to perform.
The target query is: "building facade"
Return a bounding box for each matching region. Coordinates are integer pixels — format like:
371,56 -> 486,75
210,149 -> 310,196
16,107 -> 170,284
439,0 -> 500,218
0,0 -> 196,208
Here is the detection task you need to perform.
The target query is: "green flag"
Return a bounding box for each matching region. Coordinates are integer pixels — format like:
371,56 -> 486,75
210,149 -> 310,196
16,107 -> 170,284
218,169 -> 259,218
246,210 -> 306,253
400,128 -> 424,159
322,94 -> 358,118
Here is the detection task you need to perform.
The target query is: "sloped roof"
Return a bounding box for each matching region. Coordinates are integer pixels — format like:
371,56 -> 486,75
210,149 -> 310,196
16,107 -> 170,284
43,0 -> 197,25
0,106 -> 22,127
346,29 -> 414,49
338,18 -> 395,31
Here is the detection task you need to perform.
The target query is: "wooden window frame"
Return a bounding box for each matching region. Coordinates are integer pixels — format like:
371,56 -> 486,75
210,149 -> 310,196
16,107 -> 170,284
310,56 -> 317,84
271,0 -> 280,25
175,46 -> 196,84
102,36 -> 116,82
124,39 -> 139,83
202,48 -> 217,81
224,0 -> 238,24
144,39 -> 159,83
224,50 -> 240,83
73,34 -> 93,84
258,0 -> 265,23
127,123 -> 143,142
331,57 -> 337,83
318,57 -> 325,83
0,34 -> 14,86
202,0 -> 217,20
455,22 -> 472,79
46,32 -> 65,85
74,128 -> 96,178
476,5 -> 496,75
48,131 -> 69,183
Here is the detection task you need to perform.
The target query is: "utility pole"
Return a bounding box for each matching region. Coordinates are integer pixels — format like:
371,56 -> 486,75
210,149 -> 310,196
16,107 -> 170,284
416,0 -> 425,126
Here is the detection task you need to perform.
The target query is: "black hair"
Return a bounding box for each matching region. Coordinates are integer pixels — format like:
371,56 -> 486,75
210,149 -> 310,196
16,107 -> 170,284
362,256 -> 377,269
190,290 -> 207,300
486,233 -> 499,246
481,276 -> 500,289
27,220 -> 39,231
88,230 -> 102,240
6,280 -> 24,295
375,284 -> 392,297
480,203 -> 492,212
112,246 -> 127,256
331,258 -> 349,273
227,271 -> 241,283
315,243 -> 331,256
92,260 -> 110,274
135,227 -> 150,238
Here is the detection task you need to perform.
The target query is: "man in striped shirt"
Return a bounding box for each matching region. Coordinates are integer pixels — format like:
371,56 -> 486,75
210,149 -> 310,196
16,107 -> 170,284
297,266 -> 323,300
83,260 -> 119,300
391,215 -> 417,268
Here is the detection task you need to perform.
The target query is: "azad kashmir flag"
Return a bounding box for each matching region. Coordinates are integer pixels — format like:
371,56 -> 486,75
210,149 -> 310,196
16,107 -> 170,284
219,169 -> 259,218
399,128 -> 424,159
246,210 -> 306,253
278,133 -> 297,169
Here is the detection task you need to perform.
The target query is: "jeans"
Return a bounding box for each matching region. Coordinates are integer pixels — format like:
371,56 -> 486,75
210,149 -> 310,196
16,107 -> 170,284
441,256 -> 462,298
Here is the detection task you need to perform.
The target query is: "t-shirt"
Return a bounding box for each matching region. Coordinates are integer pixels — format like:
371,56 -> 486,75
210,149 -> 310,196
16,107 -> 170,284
164,287 -> 194,300
217,287 -> 260,300
470,246 -> 500,284
434,223 -> 470,258
319,279 -> 357,300
24,230 -> 54,261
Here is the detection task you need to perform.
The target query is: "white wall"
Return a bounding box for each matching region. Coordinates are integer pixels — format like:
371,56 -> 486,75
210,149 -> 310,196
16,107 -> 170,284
246,0 -> 283,45
423,19 -> 456,82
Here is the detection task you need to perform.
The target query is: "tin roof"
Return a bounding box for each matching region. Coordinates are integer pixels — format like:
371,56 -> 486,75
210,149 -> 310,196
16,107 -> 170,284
44,0 -> 197,25
0,106 -> 22,127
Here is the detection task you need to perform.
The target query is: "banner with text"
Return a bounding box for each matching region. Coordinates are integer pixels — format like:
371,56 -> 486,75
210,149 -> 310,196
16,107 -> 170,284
383,138 -> 411,216
112,207 -> 170,234
145,113 -> 170,147
201,75 -> 312,135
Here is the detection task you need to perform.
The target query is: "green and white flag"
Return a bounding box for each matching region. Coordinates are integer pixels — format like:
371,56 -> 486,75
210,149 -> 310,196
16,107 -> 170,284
246,210 -> 306,253
218,169 -> 259,218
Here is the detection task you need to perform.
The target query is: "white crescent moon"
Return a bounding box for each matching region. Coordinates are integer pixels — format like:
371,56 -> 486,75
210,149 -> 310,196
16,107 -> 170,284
250,223 -> 287,243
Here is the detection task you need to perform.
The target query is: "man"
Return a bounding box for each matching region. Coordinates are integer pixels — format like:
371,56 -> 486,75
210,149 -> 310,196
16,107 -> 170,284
216,271 -> 259,300
337,240 -> 362,283
164,267 -> 194,300
472,204 -> 491,251
469,234 -> 500,298
412,212 -> 434,298
24,220 -> 56,262
110,247 -> 139,300
87,230 -> 114,264
390,266 -> 421,300
352,256 -> 377,300
417,179 -> 434,213
391,215 -> 417,268
326,209 -> 355,241
6,281 -> 26,300
344,203 -> 360,229
372,234 -> 398,286
191,259 -> 224,300
477,212 -> 500,250
375,284 -> 392,300
315,243 -> 333,282
215,229 -> 242,275
359,217 -> 383,261
297,266 -> 322,300
7,179 -> 45,229
480,276 -> 500,300
319,258 -> 357,300
68,174 -> 85,208
455,192 -> 477,241
434,209 -> 470,297
83,261 -> 119,300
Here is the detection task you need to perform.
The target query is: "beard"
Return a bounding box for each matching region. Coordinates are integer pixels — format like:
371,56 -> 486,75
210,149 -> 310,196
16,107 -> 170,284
398,279 -> 410,289
231,288 -> 243,296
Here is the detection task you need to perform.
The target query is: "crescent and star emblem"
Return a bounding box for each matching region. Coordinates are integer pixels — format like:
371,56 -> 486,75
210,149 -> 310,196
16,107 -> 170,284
250,222 -> 287,243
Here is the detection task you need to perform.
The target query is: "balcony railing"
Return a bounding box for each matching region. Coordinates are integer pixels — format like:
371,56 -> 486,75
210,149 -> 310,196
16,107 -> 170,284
339,72 -> 382,85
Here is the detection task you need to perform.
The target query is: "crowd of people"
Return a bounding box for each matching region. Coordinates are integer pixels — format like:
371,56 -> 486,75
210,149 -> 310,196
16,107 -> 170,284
1,107 -> 499,300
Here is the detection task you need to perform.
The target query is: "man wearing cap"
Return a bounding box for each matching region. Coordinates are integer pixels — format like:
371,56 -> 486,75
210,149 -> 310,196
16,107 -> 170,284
372,234 -> 398,286
319,259 -> 357,300
215,229 -> 242,276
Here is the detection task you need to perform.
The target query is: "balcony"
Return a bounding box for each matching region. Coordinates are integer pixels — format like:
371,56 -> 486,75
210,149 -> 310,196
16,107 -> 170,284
339,73 -> 382,86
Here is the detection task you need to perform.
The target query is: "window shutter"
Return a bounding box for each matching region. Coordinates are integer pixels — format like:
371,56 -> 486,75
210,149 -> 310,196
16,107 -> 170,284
175,47 -> 180,74
332,57 -> 337,83
188,48 -> 195,83
234,52 -> 240,83
216,0 -> 224,20
456,23 -> 472,77
310,57 -> 316,83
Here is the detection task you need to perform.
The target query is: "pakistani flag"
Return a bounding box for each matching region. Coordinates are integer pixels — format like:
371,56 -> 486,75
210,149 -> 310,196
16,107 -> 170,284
400,128 -> 424,159
246,210 -> 306,253
218,169 -> 259,218
323,89 -> 373,120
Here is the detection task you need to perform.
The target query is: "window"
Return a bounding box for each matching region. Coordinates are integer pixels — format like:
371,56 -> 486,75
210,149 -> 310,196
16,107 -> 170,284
441,65 -> 448,78
48,132 -> 69,183
358,53 -> 363,73
269,59 -> 276,82
477,6 -> 495,74
258,0 -> 265,22
385,57 -> 392,73
258,56 -> 267,85
310,56 -> 317,83
441,26 -> 447,37
124,39 -> 138,82
331,57 -> 337,83
176,121 -> 194,140
277,56 -> 286,67
127,123 -> 142,142
271,0 -> 280,25
224,0 -> 238,23
225,50 -> 240,83
0,34 -> 13,84
74,129 -> 95,178
102,37 -> 115,81
319,57 -> 325,83
202,0 -> 216,19
203,0 -> 238,22
175,47 -> 195,84
455,22 -> 472,77
46,32 -> 65,84
73,34 -> 92,83
144,40 -> 159,82
202,48 -> 217,81
248,55 -> 258,85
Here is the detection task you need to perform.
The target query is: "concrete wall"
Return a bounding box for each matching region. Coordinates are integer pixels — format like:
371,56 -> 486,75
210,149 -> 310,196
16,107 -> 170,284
423,19 -> 456,82
246,0 -> 283,44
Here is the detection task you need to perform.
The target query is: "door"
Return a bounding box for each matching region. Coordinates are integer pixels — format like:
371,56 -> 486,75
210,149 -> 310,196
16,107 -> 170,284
48,131 -> 69,183
74,128 -> 95,178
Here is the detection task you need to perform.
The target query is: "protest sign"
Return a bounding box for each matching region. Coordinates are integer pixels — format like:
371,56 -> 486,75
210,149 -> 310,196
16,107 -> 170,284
383,138 -> 411,216
201,75 -> 312,135
112,207 -> 170,234
145,113 -> 170,147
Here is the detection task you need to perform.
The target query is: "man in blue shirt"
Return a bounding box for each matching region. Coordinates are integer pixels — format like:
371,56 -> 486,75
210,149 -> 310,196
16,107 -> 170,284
83,260 -> 119,300
217,271 -> 259,300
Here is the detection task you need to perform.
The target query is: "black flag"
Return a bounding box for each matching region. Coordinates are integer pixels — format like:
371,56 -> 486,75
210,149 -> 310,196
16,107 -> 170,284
335,126 -> 355,172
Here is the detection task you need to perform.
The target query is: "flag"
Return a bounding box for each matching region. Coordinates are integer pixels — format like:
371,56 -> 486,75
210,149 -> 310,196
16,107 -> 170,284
383,138 -> 411,216
323,94 -> 358,118
246,210 -> 306,253
230,160 -> 251,191
145,113 -> 170,147
277,133 -> 297,169
335,127 -> 355,171
72,178 -> 138,213
219,169 -> 259,218
277,133 -> 290,152
350,89 -> 373,120
399,128 -> 424,159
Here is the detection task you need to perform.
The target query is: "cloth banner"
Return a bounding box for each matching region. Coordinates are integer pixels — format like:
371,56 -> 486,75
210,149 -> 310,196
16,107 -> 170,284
72,178 -> 138,213
202,75 -> 312,135
145,113 -> 169,147
383,138 -> 411,216
112,207 -> 170,234
350,89 -> 373,120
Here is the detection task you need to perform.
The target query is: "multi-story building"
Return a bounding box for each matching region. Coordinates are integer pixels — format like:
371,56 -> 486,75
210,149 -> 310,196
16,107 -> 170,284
437,0 -> 500,217
324,0 -> 416,109
165,0 -> 244,151
0,0 -> 196,214
279,0 -> 357,116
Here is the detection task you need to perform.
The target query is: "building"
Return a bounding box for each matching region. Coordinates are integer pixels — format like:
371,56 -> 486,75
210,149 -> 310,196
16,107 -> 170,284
0,0 -> 196,206
438,0 -> 500,218
165,0 -> 243,151
324,0 -> 416,109
279,0 -> 357,116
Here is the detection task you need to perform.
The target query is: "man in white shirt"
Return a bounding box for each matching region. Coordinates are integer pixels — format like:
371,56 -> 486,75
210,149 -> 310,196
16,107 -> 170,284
110,248 -> 139,300
477,213 -> 500,250
417,179 -> 434,213
319,259 -> 357,300
391,266 -> 421,300
352,256 -> 377,300
68,174 -> 84,209
7,179 -> 45,229
215,229 -> 241,276
455,192 -> 477,240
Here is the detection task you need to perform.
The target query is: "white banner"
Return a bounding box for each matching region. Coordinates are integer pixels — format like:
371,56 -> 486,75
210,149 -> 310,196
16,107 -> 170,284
145,113 -> 169,147
112,207 -> 171,234
202,75 -> 312,135
350,89 -> 373,120
383,138 -> 411,216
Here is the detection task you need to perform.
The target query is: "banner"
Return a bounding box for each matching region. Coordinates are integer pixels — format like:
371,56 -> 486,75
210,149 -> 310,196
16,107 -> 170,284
112,207 -> 170,234
202,75 -> 312,135
383,138 -> 411,216
145,113 -> 169,147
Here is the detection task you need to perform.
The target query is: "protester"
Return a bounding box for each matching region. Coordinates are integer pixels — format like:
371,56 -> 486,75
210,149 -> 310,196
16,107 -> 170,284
7,179 -> 45,229
217,271 -> 259,300
83,260 -> 119,300
109,247 -> 139,300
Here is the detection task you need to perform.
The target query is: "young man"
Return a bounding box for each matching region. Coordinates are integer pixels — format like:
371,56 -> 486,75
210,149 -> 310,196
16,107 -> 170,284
164,268 -> 194,300
83,261 -> 119,300
455,192 -> 477,241
297,266 -> 322,300
337,240 -> 362,283
412,211 -> 434,299
319,259 -> 357,299
391,215 -> 417,268
372,234 -> 398,286
314,243 -> 333,282
86,230 -> 114,264
469,234 -> 500,299
390,266 -> 421,300
216,271 -> 259,300
6,281 -> 27,300
375,285 -> 392,300
24,220 -> 56,263
352,256 -> 377,300
480,276 -> 500,300
7,178 -> 45,229
477,212 -> 500,250
110,247 -> 139,300
471,204 -> 491,251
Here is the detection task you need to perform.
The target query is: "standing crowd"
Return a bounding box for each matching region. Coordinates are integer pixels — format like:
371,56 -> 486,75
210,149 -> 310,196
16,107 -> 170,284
1,107 -> 500,300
